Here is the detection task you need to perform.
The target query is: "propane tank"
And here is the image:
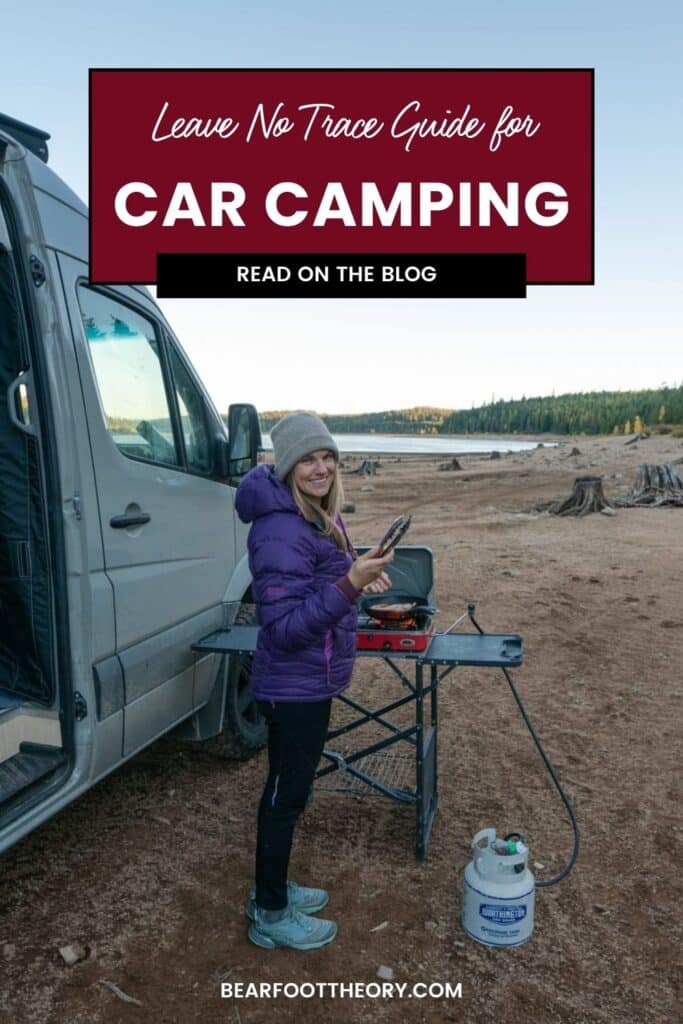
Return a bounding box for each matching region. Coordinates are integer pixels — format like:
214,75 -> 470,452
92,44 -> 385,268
461,828 -> 535,947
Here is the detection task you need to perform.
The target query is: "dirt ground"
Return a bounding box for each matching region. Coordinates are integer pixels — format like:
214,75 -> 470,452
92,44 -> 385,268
1,434 -> 682,1024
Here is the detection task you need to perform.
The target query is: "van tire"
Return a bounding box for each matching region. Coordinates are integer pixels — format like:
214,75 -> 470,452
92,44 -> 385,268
204,653 -> 267,760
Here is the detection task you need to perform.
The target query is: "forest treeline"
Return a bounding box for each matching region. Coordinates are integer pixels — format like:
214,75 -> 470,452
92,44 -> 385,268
439,386 -> 683,435
259,407 -> 451,434
260,387 -> 683,436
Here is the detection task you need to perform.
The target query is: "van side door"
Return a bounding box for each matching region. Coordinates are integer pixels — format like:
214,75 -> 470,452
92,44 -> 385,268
57,255 -> 236,755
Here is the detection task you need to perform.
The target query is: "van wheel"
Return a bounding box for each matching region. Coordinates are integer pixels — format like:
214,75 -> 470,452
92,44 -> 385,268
205,654 -> 267,760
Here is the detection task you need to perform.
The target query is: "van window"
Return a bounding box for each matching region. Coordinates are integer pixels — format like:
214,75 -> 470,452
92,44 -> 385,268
167,345 -> 212,473
77,287 -> 179,466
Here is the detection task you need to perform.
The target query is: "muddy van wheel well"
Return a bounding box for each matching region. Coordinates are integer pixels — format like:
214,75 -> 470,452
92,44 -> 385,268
198,650 -> 266,760
192,596 -> 266,759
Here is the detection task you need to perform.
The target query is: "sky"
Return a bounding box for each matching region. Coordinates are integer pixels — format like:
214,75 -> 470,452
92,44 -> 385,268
2,1 -> 681,417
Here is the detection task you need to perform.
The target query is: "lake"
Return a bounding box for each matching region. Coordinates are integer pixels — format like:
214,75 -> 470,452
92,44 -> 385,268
261,433 -> 552,455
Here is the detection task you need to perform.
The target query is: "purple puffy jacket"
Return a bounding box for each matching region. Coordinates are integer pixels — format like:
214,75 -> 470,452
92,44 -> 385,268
235,465 -> 359,702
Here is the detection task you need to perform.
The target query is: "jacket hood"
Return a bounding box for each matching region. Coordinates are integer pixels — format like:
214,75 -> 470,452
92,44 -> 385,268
235,465 -> 299,523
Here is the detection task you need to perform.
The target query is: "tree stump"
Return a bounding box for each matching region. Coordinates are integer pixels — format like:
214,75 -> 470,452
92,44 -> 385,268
343,458 -> 379,477
614,464 -> 683,507
538,476 -> 614,517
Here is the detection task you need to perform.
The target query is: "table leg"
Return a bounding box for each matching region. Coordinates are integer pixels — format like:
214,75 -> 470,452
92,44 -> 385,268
416,663 -> 440,859
432,662 -> 438,819
415,661 -> 424,858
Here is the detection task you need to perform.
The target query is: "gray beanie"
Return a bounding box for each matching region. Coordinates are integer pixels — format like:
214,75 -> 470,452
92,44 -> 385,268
271,412 -> 339,480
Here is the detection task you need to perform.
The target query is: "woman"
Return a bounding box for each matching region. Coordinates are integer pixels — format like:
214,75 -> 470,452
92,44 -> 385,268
235,412 -> 393,950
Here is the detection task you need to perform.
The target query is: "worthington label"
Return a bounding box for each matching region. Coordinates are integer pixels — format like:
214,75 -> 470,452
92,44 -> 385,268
479,903 -> 527,924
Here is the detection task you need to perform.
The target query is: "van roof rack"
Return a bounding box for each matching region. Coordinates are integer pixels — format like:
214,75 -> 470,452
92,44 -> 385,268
0,113 -> 50,163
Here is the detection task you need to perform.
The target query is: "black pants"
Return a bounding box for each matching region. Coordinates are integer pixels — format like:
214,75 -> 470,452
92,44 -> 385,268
254,698 -> 332,911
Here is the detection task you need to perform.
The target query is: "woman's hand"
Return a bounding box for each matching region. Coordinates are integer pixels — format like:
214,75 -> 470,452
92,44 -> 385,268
361,572 -> 392,596
347,547 -> 394,593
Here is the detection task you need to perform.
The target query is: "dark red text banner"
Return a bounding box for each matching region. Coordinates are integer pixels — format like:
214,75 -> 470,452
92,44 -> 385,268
89,69 -> 594,291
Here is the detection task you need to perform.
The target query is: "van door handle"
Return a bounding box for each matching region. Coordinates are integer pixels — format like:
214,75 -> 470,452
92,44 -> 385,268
110,512 -> 151,529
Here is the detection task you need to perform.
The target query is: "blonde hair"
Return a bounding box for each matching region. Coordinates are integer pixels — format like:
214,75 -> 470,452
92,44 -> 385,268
287,460 -> 350,552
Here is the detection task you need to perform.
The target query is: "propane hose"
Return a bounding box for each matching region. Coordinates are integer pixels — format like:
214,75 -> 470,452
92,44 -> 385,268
467,603 -> 580,888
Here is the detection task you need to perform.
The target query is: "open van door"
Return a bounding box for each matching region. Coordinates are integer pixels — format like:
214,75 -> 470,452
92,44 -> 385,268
0,120 -> 72,819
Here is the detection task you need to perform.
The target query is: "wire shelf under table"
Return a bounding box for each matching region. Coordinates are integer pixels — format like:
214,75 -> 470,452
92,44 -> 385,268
316,750 -> 415,799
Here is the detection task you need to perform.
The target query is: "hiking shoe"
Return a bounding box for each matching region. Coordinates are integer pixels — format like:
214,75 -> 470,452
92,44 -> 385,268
248,906 -> 337,950
246,881 -> 329,921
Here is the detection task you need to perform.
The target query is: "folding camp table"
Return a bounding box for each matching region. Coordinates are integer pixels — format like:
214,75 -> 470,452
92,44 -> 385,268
192,622 -> 522,859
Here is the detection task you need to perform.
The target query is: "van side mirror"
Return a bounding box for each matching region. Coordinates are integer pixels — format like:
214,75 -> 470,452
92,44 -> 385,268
226,403 -> 261,476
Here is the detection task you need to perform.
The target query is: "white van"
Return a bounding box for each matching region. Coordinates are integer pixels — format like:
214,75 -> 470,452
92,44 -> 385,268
0,113 -> 264,854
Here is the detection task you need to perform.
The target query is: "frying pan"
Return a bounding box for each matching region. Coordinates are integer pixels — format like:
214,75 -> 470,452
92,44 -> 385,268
364,597 -> 437,622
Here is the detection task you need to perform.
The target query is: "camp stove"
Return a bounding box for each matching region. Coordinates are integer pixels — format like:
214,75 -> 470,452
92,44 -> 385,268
356,546 -> 436,652
356,614 -> 435,652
